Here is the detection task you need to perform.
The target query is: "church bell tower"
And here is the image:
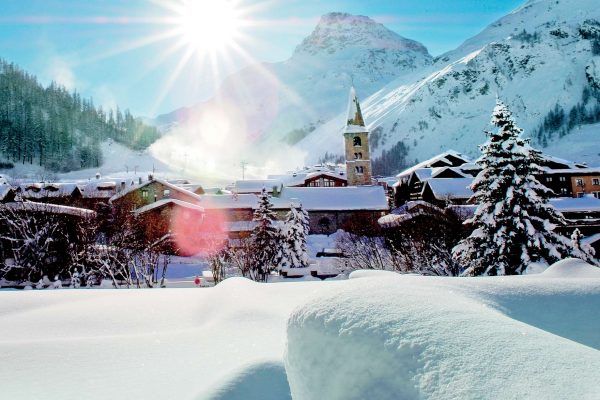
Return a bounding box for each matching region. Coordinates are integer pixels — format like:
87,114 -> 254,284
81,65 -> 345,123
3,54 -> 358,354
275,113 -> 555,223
344,87 -> 372,186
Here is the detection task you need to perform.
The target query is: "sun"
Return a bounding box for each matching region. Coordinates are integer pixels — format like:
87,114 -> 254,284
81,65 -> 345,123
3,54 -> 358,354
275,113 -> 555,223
174,0 -> 242,54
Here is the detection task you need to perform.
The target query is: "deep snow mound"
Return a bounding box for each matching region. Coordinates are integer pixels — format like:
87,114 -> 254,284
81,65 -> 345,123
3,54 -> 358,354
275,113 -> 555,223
285,273 -> 600,400
542,258 -> 600,278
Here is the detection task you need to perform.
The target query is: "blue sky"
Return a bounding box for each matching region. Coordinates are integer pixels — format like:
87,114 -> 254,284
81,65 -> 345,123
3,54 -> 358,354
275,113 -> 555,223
0,0 -> 524,117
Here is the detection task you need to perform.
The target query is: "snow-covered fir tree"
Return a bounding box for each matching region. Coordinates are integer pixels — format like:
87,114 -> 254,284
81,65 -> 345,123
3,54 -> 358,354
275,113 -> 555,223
570,229 -> 598,265
250,188 -> 281,281
277,202 -> 310,269
453,100 -> 574,276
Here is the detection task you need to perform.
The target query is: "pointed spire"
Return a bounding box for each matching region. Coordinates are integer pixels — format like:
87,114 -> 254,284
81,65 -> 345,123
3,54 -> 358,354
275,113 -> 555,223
346,86 -> 365,129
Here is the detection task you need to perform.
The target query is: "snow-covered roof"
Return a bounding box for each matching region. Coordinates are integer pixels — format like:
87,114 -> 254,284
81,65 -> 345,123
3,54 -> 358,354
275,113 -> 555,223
430,166 -> 468,179
233,179 -> 282,194
0,184 -> 15,201
413,168 -> 434,181
549,195 -> 600,212
133,199 -> 205,215
79,181 -> 118,199
582,233 -> 600,245
540,168 -> 600,174
200,194 -> 259,209
422,178 -> 474,200
277,186 -> 388,211
396,150 -> 471,179
2,202 -> 95,217
109,178 -> 203,203
19,182 -> 80,199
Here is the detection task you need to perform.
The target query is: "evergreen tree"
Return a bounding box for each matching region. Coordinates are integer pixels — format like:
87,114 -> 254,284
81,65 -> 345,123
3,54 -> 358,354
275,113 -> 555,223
570,228 -> 598,265
278,203 -> 310,269
453,100 -> 573,276
250,188 -> 280,281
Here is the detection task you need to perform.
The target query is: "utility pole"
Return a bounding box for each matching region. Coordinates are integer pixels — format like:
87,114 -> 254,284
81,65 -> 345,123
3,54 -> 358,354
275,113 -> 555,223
240,161 -> 248,180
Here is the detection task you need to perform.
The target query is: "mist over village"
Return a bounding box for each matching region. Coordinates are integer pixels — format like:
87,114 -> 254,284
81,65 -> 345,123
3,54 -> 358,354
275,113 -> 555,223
0,1 -> 599,399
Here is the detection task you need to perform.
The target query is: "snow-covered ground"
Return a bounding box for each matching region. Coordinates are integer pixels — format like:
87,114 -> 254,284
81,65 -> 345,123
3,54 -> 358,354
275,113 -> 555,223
0,258 -> 598,399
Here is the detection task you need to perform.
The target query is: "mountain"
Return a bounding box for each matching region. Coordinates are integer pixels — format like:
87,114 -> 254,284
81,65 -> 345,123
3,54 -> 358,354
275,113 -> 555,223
0,59 -> 160,173
149,13 -> 432,181
298,0 -> 600,175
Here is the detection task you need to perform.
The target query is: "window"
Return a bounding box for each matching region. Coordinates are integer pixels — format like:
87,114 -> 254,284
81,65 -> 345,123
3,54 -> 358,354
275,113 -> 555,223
141,190 -> 149,199
163,189 -> 171,197
560,188 -> 568,195
354,153 -> 358,159
577,192 -> 585,198
353,136 -> 362,146
355,166 -> 364,174
593,178 -> 600,186
575,179 -> 584,187
358,152 -> 363,159
559,176 -> 567,182
593,192 -> 600,199
546,177 -> 553,182
318,217 -> 331,233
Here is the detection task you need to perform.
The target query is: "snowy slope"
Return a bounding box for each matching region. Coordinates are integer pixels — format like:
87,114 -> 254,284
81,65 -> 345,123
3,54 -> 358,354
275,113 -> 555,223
149,13 -> 431,180
299,0 -> 600,169
1,259 -> 599,399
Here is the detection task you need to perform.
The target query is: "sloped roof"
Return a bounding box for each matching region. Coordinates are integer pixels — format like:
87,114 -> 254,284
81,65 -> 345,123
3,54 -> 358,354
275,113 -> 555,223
109,178 -> 203,203
0,184 -> 15,201
277,186 -> 388,211
423,178 -> 474,200
233,179 -> 282,194
200,194 -> 260,209
549,195 -> 600,212
344,86 -> 366,132
133,198 -> 205,215
19,182 -> 80,199
396,150 -> 471,179
3,201 -> 95,217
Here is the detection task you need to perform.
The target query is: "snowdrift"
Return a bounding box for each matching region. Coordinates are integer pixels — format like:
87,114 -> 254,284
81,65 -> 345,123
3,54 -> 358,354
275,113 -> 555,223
0,260 -> 599,399
286,263 -> 600,399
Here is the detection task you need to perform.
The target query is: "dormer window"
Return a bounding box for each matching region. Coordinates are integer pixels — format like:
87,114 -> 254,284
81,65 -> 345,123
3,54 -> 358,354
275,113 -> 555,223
353,136 -> 362,146
163,189 -> 171,197
142,190 -> 149,199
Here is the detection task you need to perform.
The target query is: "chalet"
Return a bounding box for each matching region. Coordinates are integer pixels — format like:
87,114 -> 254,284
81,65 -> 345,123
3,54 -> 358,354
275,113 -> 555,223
394,151 -> 472,204
109,177 -> 203,212
133,199 -> 205,255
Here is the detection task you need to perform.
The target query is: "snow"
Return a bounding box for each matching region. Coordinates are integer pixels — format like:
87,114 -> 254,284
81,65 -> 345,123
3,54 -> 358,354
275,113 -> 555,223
286,265 -> 600,400
277,186 -> 388,211
423,177 -> 474,200
549,195 -> 600,212
541,257 -> 600,278
3,202 -> 96,218
133,198 -> 205,215
233,179 -> 282,194
0,259 -> 599,399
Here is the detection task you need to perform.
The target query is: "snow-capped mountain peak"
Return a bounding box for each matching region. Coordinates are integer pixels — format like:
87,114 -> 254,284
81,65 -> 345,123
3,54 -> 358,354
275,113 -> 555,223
294,12 -> 429,57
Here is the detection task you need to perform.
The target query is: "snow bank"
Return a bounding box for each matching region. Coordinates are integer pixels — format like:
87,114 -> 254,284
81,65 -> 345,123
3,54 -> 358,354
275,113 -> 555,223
2,264 -> 600,399
285,271 -> 600,400
541,257 -> 600,278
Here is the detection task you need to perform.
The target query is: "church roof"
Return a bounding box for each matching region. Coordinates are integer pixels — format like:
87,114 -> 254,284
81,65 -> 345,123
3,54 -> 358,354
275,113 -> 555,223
344,87 -> 367,133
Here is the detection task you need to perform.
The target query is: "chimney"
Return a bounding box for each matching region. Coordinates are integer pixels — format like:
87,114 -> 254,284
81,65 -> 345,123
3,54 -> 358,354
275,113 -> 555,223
148,174 -> 154,181
138,177 -> 142,185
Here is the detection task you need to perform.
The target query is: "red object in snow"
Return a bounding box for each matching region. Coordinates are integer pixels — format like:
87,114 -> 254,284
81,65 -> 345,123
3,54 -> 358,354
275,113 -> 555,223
194,276 -> 202,286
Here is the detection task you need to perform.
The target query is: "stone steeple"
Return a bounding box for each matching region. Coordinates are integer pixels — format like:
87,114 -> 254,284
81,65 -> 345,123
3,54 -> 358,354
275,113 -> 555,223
343,87 -> 372,186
